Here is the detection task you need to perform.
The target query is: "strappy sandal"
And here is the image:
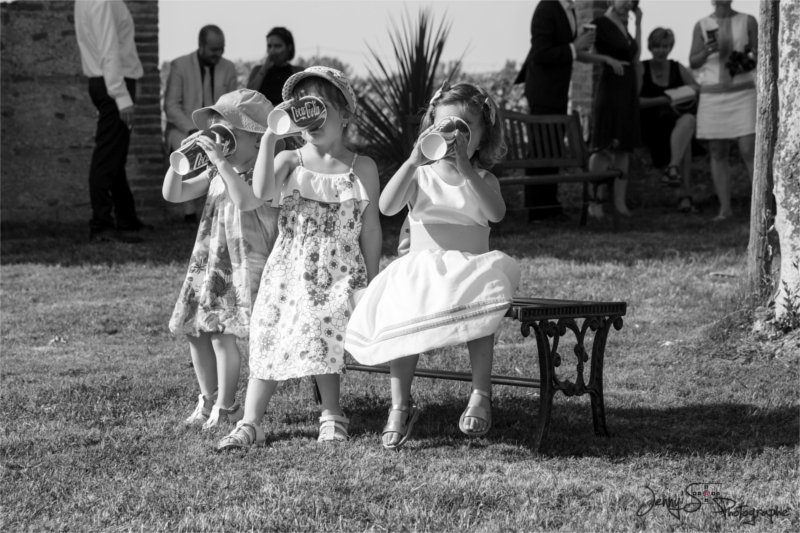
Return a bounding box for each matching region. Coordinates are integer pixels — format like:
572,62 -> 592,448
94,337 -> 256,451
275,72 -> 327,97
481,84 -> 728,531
318,414 -> 350,442
382,404 -> 420,451
202,403 -> 244,430
216,421 -> 265,451
459,389 -> 492,437
183,393 -> 215,426
661,166 -> 682,188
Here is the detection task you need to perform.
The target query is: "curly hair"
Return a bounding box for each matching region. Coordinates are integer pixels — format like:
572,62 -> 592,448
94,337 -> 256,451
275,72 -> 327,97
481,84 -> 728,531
419,82 -> 506,169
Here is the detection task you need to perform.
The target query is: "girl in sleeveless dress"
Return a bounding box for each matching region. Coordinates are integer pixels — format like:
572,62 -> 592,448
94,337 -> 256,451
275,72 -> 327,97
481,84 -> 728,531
345,82 -> 520,450
218,67 -> 382,450
163,89 -> 279,431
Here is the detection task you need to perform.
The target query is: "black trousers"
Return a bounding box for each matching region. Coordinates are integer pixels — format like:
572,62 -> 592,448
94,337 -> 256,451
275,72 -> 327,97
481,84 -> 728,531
88,77 -> 140,231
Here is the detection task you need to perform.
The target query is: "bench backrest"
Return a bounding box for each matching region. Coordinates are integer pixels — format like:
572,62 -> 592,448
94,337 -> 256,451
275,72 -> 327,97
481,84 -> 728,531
497,110 -> 588,171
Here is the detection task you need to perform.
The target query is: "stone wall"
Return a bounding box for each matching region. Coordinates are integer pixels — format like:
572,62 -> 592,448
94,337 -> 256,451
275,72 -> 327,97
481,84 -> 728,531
0,0 -> 163,225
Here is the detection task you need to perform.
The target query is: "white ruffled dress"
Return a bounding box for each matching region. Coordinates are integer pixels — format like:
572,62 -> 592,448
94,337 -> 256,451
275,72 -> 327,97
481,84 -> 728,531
248,152 -> 370,381
345,165 -> 520,366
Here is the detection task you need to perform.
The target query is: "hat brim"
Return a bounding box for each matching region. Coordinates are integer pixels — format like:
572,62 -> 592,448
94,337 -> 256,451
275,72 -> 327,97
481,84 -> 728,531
282,67 -> 357,114
192,104 -> 267,134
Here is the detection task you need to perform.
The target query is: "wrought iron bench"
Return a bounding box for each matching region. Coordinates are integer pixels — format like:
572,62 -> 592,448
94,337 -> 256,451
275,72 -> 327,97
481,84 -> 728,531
341,296 -> 627,452
494,110 -> 621,228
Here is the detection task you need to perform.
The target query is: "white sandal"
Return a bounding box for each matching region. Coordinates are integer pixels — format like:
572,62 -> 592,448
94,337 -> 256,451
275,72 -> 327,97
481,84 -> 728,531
216,421 -> 265,451
459,389 -> 492,437
382,404 -> 419,451
318,414 -> 350,442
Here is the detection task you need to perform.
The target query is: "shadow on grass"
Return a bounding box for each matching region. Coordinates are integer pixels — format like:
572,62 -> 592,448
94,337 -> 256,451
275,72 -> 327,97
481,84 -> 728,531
2,207 -> 750,266
344,396 -> 798,457
0,215 -> 407,266
491,208 -> 751,264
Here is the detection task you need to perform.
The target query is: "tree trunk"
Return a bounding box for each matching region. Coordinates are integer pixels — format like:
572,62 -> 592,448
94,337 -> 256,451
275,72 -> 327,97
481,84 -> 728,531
774,1 -> 800,323
747,0 -> 780,303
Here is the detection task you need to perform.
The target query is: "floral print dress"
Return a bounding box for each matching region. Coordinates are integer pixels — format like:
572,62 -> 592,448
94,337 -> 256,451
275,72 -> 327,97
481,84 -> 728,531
169,167 -> 278,338
248,152 -> 369,381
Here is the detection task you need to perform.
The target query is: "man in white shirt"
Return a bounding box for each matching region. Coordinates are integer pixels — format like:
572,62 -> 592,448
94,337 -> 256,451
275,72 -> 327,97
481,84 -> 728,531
75,0 -> 146,242
164,25 -> 239,223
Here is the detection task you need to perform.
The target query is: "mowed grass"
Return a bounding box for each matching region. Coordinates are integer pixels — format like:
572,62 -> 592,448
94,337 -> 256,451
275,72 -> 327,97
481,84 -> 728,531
1,207 -> 798,532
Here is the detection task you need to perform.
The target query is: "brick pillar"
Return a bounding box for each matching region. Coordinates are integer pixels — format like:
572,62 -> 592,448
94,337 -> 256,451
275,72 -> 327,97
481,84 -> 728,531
126,0 -> 164,222
0,0 -> 164,225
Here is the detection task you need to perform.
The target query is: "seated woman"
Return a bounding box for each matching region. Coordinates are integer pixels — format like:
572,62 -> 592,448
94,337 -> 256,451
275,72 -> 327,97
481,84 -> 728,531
639,27 -> 700,213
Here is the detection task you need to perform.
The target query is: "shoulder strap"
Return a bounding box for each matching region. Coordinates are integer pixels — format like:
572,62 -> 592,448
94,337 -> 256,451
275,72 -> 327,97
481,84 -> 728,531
296,149 -> 303,167
349,153 -> 358,173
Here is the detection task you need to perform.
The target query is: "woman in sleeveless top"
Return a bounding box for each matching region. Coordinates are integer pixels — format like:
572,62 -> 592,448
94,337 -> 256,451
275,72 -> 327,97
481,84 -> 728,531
690,0 -> 758,221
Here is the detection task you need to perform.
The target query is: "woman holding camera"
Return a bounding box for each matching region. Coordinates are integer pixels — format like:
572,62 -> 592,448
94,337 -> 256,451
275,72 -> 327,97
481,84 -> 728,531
690,0 -> 758,221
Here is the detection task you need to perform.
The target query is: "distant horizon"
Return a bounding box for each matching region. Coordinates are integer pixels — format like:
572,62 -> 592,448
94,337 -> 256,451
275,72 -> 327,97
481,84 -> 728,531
158,0 -> 759,77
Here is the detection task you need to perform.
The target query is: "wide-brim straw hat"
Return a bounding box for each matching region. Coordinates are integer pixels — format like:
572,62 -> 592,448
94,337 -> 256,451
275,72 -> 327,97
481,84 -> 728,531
282,66 -> 357,113
192,88 -> 273,133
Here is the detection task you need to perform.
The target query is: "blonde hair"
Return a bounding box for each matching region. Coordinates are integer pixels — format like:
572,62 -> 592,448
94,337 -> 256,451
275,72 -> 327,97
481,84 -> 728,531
420,82 -> 506,169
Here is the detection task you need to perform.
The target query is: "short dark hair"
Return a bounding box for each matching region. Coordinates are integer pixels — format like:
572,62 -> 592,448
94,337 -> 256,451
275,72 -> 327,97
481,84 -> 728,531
647,27 -> 675,50
267,27 -> 295,61
199,25 -> 224,47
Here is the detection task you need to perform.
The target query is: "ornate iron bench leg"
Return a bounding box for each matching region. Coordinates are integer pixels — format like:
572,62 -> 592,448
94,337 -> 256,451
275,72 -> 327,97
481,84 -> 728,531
589,315 -> 624,437
527,321 -> 556,452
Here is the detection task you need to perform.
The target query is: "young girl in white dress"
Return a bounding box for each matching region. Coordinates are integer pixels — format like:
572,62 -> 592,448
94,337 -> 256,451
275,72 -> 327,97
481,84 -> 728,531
163,89 -> 279,430
218,67 -> 382,450
345,82 -> 520,450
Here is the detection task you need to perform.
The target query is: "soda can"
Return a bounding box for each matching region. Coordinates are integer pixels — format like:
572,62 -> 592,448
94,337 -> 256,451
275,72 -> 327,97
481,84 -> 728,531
169,124 -> 237,175
267,96 -> 327,135
419,116 -> 471,161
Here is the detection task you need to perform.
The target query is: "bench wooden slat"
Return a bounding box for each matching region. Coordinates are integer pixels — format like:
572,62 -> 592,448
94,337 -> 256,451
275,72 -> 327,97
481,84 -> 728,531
495,110 -> 622,228
346,364 -> 542,389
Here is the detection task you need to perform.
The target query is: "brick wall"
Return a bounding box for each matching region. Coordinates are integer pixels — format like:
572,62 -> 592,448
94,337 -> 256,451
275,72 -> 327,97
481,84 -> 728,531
0,0 -> 163,225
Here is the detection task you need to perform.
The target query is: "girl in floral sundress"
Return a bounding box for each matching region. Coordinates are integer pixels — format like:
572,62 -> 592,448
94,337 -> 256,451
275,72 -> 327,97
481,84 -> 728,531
218,67 -> 382,450
164,89 -> 279,431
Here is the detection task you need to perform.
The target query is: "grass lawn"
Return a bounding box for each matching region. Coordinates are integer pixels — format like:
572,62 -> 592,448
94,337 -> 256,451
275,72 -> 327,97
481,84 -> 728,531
1,205 -> 798,532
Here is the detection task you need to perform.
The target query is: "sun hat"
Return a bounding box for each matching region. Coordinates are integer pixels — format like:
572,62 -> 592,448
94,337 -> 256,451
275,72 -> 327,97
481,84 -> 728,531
192,88 -> 273,133
281,66 -> 358,113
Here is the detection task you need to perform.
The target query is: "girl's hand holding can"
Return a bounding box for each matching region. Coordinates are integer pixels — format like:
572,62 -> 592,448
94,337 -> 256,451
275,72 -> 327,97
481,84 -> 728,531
409,124 -> 437,167
195,134 -> 227,168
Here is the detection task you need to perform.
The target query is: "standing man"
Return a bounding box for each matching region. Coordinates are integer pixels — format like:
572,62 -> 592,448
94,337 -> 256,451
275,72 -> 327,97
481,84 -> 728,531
164,25 -> 239,223
516,0 -> 595,221
75,0 -> 146,242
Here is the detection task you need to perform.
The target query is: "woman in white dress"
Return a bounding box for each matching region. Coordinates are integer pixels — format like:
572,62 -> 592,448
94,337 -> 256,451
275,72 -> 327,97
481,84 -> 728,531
690,0 -> 758,221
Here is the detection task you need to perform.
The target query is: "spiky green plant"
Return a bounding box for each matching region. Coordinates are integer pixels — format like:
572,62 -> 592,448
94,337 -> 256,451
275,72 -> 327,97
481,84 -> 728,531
355,9 -> 461,181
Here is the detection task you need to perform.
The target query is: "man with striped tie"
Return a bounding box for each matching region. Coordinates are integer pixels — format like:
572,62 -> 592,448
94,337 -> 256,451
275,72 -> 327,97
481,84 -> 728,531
164,25 -> 239,222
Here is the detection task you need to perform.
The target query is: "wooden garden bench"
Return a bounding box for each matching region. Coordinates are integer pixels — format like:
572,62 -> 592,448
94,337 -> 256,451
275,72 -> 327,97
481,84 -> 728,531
494,110 -> 622,229
341,296 -> 627,452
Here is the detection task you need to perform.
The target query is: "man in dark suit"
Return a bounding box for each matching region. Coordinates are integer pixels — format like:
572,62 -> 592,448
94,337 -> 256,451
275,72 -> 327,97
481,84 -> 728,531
516,0 -> 595,221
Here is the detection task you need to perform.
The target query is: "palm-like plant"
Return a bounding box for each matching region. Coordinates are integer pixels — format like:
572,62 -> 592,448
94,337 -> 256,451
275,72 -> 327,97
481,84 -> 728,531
355,9 -> 460,181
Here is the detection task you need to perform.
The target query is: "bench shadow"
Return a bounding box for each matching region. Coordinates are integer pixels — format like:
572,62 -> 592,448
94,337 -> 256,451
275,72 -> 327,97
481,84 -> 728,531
344,398 -> 798,457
